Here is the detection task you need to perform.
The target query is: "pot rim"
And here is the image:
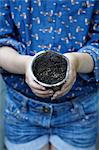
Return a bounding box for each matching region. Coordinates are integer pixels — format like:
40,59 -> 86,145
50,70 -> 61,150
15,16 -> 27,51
28,50 -> 70,87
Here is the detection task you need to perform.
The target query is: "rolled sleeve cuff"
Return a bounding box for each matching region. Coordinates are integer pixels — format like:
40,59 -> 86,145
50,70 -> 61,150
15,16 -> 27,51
0,38 -> 26,55
78,45 -> 99,83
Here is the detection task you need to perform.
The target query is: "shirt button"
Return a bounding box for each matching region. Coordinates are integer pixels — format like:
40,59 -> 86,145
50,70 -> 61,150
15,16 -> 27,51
48,17 -> 53,23
43,106 -> 50,113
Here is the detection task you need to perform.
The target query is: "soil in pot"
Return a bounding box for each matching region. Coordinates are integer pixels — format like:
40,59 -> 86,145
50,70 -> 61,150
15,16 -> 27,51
32,50 -> 68,85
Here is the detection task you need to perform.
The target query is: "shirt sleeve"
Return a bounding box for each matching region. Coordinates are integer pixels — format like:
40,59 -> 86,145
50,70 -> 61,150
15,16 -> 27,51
0,0 -> 26,54
78,1 -> 99,83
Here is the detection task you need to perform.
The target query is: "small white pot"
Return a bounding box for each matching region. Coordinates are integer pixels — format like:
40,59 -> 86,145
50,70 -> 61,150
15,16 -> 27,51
28,50 -> 70,91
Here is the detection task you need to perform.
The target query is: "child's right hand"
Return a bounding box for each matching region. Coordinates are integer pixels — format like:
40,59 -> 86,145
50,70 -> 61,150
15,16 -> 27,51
24,56 -> 54,98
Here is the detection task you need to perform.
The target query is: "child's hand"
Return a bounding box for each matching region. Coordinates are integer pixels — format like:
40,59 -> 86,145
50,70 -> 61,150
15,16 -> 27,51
25,56 -> 54,98
51,53 -> 78,100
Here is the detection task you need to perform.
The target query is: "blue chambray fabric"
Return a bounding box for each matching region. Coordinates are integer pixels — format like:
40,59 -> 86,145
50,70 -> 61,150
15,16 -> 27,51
0,0 -> 99,103
4,89 -> 98,148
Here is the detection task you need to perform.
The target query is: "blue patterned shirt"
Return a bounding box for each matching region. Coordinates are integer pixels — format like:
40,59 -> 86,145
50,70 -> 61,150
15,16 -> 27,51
0,0 -> 99,103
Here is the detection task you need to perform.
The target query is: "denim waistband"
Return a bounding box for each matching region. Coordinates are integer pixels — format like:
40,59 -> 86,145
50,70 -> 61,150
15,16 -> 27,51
6,86 -> 98,115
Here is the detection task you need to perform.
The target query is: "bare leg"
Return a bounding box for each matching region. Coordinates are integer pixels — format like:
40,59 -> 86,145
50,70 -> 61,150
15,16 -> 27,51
41,144 -> 49,150
50,144 -> 57,150
41,143 -> 56,150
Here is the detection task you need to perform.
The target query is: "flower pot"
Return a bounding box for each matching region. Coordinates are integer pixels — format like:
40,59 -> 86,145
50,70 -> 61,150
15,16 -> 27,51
29,50 -> 70,91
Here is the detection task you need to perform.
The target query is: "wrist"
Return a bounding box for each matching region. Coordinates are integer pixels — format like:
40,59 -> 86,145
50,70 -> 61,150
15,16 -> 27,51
68,52 -> 94,73
18,55 -> 32,74
64,52 -> 79,72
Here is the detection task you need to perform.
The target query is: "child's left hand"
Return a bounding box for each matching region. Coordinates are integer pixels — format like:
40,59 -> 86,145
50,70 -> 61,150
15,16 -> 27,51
51,53 -> 78,100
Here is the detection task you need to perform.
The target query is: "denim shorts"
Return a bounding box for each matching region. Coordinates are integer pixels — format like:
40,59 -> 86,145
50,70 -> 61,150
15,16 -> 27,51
5,137 -> 96,150
4,91 -> 98,150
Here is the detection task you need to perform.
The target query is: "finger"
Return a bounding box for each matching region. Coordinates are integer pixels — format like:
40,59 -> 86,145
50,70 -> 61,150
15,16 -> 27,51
53,76 -> 76,98
61,79 -> 76,96
26,76 -> 46,90
34,93 -> 53,98
32,88 -> 53,95
62,75 -> 76,91
52,75 -> 76,100
51,84 -> 72,100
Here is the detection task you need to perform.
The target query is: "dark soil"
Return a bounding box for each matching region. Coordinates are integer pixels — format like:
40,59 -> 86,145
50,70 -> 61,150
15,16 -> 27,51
32,50 -> 67,85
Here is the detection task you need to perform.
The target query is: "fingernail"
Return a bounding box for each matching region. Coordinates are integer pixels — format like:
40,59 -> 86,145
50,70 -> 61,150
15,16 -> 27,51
49,91 -> 53,94
50,94 -> 53,96
42,87 -> 45,90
